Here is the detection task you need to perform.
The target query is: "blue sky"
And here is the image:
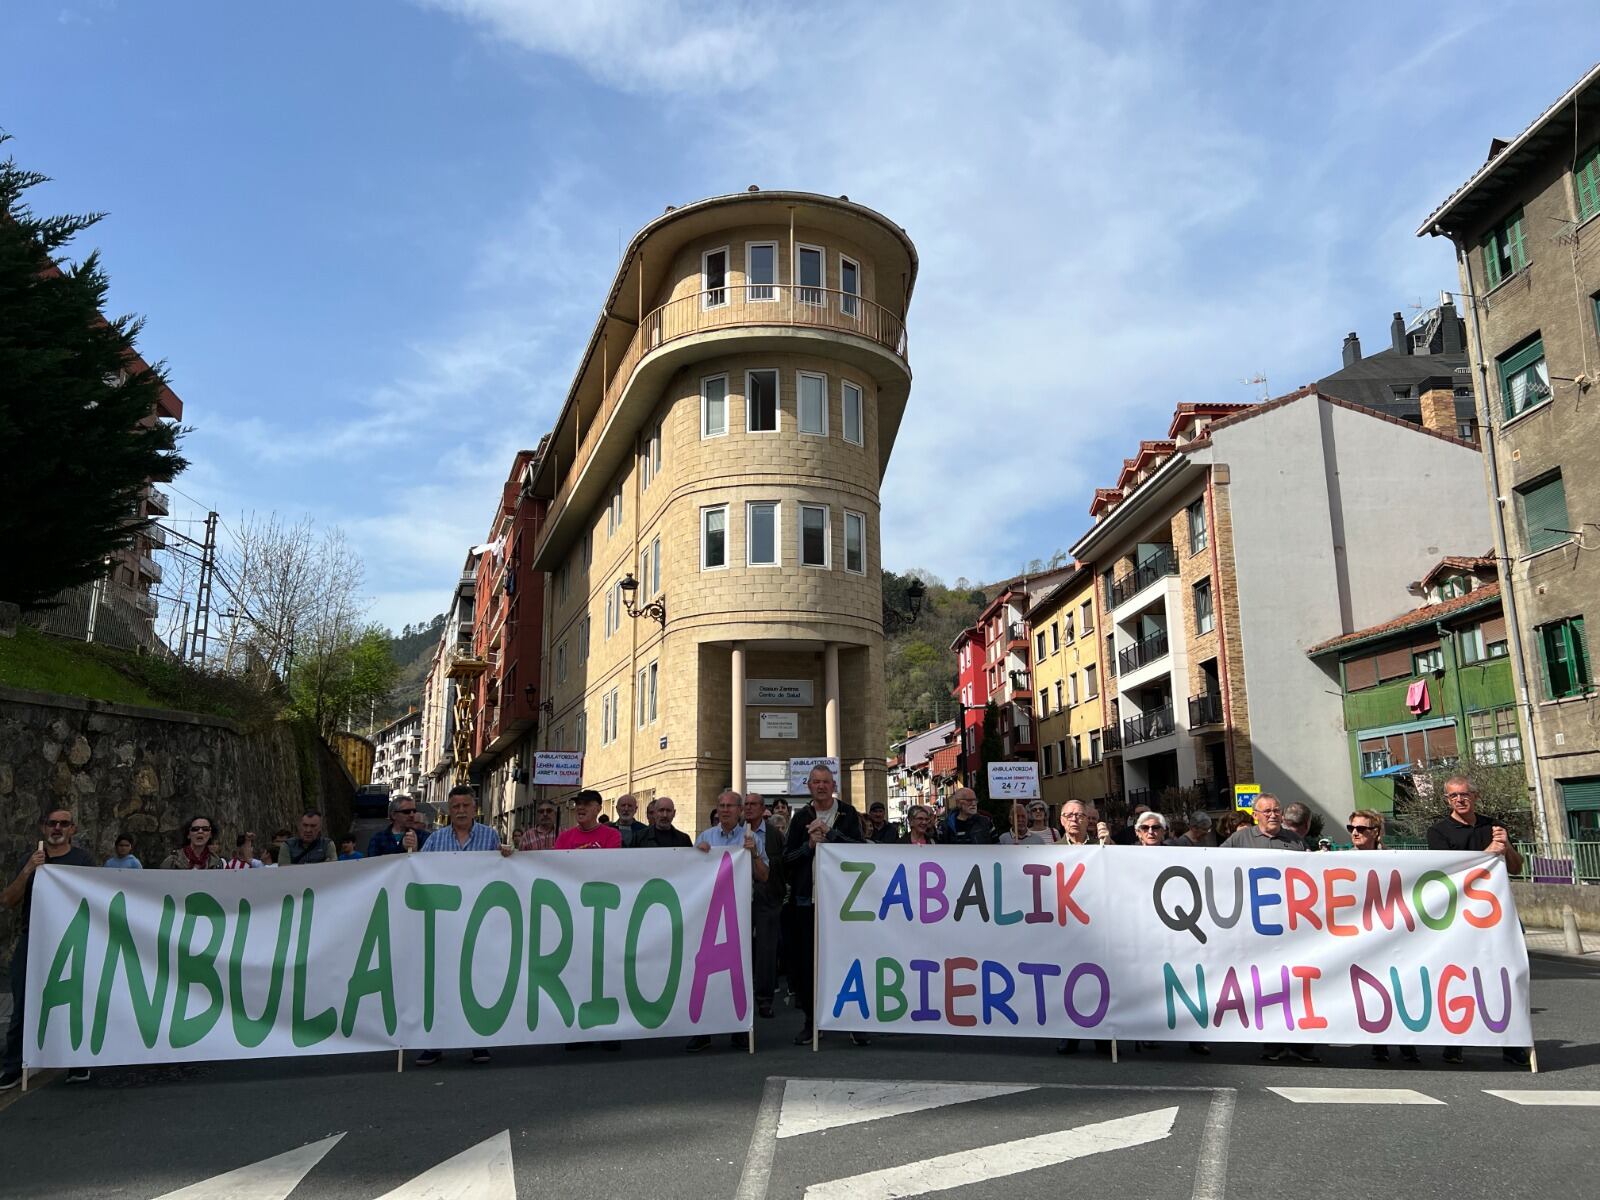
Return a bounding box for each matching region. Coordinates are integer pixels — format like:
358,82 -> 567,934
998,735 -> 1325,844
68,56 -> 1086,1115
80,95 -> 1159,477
5,1 -> 1595,631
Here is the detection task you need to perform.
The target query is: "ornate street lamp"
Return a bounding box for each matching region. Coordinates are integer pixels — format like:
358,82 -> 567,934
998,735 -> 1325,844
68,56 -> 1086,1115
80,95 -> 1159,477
618,572 -> 667,629
882,576 -> 926,635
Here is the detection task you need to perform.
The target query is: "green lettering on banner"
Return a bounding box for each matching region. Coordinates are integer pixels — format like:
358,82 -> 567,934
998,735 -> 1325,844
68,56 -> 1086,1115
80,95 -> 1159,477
229,896 -> 294,1048
1412,871 -> 1459,931
875,957 -> 907,1021
341,888 -> 397,1037
527,879 -> 575,1030
36,899 -> 90,1052
291,889 -> 336,1048
93,893 -> 174,1053
624,879 -> 682,1029
1164,962 -> 1208,1031
460,883 -> 521,1037
838,861 -> 876,921
169,894 -> 227,1048
405,882 -> 463,1033
578,881 -> 621,1029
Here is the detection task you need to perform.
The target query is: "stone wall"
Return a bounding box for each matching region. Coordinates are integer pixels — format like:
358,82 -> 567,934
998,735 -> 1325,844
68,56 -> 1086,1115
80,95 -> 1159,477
0,685 -> 350,969
1511,882 -> 1600,933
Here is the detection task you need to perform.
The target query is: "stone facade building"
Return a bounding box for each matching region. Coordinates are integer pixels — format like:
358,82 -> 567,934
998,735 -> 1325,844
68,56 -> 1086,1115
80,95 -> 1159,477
1419,63 -> 1600,841
520,190 -> 918,832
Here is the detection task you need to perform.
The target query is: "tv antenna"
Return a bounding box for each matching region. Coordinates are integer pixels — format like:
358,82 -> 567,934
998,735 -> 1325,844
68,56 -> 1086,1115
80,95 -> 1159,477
1240,373 -> 1269,401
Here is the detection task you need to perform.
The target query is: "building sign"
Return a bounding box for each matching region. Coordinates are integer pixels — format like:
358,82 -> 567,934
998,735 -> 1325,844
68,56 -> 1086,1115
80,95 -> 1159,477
746,679 -> 814,706
1234,783 -> 1260,811
986,761 -> 1040,800
533,752 -> 584,787
759,712 -> 799,739
788,756 -> 842,795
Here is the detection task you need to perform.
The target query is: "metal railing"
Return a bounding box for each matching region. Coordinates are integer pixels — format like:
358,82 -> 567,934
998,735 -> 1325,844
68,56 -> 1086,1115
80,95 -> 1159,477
1118,629 -> 1170,674
538,283 -> 909,556
1111,547 -> 1177,608
22,578 -> 165,654
1123,702 -> 1176,746
1510,841 -> 1600,884
1188,690 -> 1223,726
1101,723 -> 1123,753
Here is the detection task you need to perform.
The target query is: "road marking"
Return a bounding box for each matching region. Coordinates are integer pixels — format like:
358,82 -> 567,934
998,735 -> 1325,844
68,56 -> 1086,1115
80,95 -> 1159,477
152,1134 -> 344,1200
1268,1087 -> 1444,1105
802,1106 -> 1179,1200
1485,1090 -> 1600,1106
735,1076 -> 786,1200
777,1078 -> 1038,1138
373,1130 -> 515,1200
1191,1088 -> 1235,1200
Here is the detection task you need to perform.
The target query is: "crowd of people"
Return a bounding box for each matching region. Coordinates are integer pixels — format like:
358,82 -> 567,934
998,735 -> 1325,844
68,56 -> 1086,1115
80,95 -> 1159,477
0,768 -> 1525,1089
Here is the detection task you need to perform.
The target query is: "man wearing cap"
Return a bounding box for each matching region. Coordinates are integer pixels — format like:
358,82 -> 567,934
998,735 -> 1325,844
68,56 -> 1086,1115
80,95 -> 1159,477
863,800 -> 898,844
1000,801 -> 1056,844
554,790 -> 623,850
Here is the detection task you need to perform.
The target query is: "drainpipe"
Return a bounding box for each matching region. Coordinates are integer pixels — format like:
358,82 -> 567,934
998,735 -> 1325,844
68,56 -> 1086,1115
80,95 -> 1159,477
1447,232 -> 1552,845
1435,621 -> 1470,752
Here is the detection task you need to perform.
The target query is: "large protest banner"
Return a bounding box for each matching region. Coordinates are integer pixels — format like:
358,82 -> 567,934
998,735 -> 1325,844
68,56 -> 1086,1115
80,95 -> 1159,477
25,849 -> 751,1069
816,844 -> 1531,1046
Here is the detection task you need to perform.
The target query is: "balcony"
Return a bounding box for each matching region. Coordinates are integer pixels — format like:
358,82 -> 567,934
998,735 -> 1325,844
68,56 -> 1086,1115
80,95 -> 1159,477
1100,723 -> 1123,754
137,554 -> 162,584
145,487 -> 170,516
534,283 -> 909,567
1111,547 -> 1177,608
1123,703 -> 1175,747
1188,691 -> 1224,728
145,524 -> 167,550
1118,629 -> 1169,674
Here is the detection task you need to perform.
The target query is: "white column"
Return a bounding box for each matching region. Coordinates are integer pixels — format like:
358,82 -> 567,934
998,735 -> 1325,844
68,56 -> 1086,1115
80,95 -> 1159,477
731,642 -> 747,793
824,643 -> 841,758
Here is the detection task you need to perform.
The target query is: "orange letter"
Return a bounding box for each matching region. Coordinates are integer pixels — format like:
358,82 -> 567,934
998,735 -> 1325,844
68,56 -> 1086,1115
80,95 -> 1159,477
1323,868 -> 1358,937
1438,964 -> 1474,1035
1283,868 -> 1322,932
1461,868 -> 1503,929
1291,965 -> 1328,1030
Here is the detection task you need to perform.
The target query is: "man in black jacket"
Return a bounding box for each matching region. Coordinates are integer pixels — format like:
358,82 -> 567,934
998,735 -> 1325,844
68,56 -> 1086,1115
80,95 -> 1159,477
634,796 -> 692,848
782,764 -> 868,1045
939,787 -> 996,844
743,792 -> 787,1018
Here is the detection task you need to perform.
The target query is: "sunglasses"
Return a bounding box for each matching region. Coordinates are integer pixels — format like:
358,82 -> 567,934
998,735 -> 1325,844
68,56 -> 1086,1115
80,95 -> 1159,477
1347,824 -> 1377,834
44,819 -> 74,828
1137,824 -> 1164,832
396,809 -> 418,816
189,826 -> 213,833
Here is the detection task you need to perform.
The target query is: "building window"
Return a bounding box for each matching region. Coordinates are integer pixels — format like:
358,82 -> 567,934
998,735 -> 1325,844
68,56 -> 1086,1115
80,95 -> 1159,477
842,381 -> 863,445
1050,622 -> 1061,654
1470,708 -> 1522,765
800,504 -> 830,568
556,640 -> 567,683
1035,630 -> 1047,659
638,542 -> 651,600
1413,647 -> 1444,674
1085,663 -> 1097,699
1080,600 -> 1093,634
833,253 -> 860,319
1187,498 -> 1208,555
574,712 -> 586,753
797,244 -> 825,305
637,662 -> 658,726
650,534 -> 661,595
798,371 -> 828,435
1538,616 -> 1590,700
1516,471 -> 1570,555
581,530 -> 592,568
1054,679 -> 1064,709
701,506 -> 728,570
1038,688 -> 1049,717
1360,747 -> 1392,775
746,369 -> 779,432
844,510 -> 865,574
1481,207 -> 1527,289
1194,577 -> 1215,635
556,563 -> 569,604
1041,743 -> 1054,775
1497,334 -> 1551,421
702,374 -> 728,438
606,482 -> 623,537
702,247 -> 729,308
578,615 -> 590,661
600,691 -> 612,746
1575,141 -> 1600,222
604,589 -> 614,639
1088,729 -> 1101,764
747,502 -> 779,567
1459,622 -> 1508,663
746,241 -> 777,302
1438,575 -> 1469,600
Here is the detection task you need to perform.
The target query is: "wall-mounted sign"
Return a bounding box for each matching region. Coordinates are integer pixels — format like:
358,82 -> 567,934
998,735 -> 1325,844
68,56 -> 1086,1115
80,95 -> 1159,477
759,712 -> 799,739
746,679 -> 814,706
1234,783 -> 1261,811
787,756 -> 842,795
986,761 -> 1039,800
532,752 -> 583,787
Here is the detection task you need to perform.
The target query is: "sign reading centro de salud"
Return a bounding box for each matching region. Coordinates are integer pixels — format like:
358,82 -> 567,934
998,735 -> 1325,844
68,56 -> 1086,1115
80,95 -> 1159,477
533,752 -> 584,787
746,679 -> 814,706
987,762 -> 1040,800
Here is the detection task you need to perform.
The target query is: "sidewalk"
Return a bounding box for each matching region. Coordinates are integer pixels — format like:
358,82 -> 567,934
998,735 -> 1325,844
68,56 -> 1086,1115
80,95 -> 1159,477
1524,927 -> 1600,962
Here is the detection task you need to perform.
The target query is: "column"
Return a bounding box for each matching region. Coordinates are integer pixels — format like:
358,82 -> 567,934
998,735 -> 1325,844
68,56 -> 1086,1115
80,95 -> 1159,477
824,643 -> 841,759
731,642 -> 746,793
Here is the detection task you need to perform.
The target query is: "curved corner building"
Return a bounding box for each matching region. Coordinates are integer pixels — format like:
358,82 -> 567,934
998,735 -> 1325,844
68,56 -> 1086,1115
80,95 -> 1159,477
524,190 -> 917,830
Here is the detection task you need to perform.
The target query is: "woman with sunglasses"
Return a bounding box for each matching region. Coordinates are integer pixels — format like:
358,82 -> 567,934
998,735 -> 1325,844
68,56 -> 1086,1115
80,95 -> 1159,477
1344,810 -> 1419,1063
1134,812 -> 1211,1056
160,816 -> 225,870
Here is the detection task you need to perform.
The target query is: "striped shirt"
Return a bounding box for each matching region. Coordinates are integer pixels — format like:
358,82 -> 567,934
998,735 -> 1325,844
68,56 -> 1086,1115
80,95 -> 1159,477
421,823 -> 502,853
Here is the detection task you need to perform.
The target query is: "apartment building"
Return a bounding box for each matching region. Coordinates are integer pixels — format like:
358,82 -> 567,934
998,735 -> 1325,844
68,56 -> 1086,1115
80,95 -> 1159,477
371,709 -> 423,798
419,551 -> 480,809
1029,569 -> 1119,814
1071,390 -> 1494,823
1419,64 -> 1600,841
520,190 -> 918,831
1315,300 -> 1477,442
887,719 -> 957,814
950,626 -> 988,781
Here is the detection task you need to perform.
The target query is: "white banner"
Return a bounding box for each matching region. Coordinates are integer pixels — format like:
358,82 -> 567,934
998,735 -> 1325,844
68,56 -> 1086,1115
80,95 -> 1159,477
986,762 -> 1039,799
816,845 -> 1530,1046
25,849 -> 751,1068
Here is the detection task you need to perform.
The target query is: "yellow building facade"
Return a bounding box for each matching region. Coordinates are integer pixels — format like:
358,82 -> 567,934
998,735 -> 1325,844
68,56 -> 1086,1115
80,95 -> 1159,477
1027,568 -> 1119,812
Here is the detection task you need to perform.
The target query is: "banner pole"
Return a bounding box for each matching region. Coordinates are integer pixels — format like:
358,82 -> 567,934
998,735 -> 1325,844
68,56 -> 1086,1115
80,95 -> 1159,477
1110,1039 -> 1118,1065
812,844 -> 820,1053
19,1067 -> 27,1093
396,1050 -> 404,1074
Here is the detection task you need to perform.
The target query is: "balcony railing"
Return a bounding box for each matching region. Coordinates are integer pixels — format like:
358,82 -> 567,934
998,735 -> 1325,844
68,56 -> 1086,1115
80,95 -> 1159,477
1188,691 -> 1224,727
1123,703 -> 1175,746
538,283 -> 908,556
1111,547 -> 1177,608
1007,621 -> 1027,648
1101,723 -> 1123,753
1117,629 -> 1170,674
145,487 -> 170,516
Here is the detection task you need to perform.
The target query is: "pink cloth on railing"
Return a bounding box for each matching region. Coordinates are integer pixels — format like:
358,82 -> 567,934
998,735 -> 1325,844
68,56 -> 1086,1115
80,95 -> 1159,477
1405,679 -> 1430,714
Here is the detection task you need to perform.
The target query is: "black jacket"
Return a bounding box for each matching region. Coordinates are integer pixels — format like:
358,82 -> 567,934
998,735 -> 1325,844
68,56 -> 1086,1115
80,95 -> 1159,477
635,825 -> 692,849
939,811 -> 996,846
782,801 -> 865,904
749,820 -> 787,906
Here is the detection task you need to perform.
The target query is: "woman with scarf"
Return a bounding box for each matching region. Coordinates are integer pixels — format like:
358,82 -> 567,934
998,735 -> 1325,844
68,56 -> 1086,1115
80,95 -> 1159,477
160,815 -> 226,870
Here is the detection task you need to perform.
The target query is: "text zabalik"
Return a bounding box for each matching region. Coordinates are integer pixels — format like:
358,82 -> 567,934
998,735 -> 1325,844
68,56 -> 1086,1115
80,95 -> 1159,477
816,845 -> 1531,1045
25,851 -> 752,1068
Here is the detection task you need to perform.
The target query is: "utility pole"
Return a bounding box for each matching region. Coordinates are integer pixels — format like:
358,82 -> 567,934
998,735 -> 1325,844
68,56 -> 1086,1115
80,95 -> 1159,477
189,512 -> 218,666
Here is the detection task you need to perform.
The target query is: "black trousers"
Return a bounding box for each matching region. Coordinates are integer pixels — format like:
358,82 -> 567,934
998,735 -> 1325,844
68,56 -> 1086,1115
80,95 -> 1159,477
4,935 -> 27,1075
752,896 -> 781,1003
782,902 -> 816,1020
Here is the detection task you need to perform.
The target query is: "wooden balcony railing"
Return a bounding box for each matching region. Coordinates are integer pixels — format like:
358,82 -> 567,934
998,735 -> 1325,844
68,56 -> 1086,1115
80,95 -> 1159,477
538,284 -> 909,556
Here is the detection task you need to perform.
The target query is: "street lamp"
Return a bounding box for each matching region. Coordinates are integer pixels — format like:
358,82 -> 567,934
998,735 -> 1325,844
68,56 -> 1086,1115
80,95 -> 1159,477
618,572 -> 667,629
523,683 -> 555,717
882,576 -> 927,634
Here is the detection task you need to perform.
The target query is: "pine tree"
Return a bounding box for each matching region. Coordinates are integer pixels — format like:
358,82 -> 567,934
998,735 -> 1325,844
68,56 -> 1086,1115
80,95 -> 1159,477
0,136 -> 187,609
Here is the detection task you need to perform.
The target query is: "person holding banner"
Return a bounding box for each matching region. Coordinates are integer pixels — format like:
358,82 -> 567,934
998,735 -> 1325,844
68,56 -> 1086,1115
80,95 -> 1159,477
1058,800 -> 1111,847
783,763 -> 869,1046
2,807 -> 95,1090
688,791 -> 771,1051
518,801 -> 560,851
367,797 -> 420,857
1344,810 -> 1421,1064
1000,800 -> 1055,844
614,793 -> 648,848
159,815 -> 226,870
634,796 -> 692,848
742,792 -> 787,1018
277,812 -> 338,865
554,789 -> 624,850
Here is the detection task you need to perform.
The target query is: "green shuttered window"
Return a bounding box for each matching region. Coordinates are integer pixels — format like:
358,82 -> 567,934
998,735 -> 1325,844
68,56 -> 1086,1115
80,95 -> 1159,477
1577,143 -> 1600,223
1482,208 -> 1528,288
1538,616 -> 1590,700
1497,334 -> 1550,420
1516,471 -> 1570,554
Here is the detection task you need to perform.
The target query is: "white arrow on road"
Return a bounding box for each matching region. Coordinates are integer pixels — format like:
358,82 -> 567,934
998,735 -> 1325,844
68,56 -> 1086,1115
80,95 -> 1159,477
152,1133 -> 345,1200
778,1079 -> 1039,1138
373,1130 -> 515,1200
803,1106 -> 1179,1200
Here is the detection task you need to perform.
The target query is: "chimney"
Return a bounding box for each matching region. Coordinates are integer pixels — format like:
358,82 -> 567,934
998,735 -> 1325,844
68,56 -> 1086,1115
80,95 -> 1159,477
1440,301 -> 1464,353
1418,378 -> 1456,437
1342,332 -> 1361,367
1390,312 -> 1407,355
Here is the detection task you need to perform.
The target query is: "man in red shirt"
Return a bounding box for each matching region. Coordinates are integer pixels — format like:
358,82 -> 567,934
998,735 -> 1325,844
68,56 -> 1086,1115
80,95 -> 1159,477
554,790 -> 622,850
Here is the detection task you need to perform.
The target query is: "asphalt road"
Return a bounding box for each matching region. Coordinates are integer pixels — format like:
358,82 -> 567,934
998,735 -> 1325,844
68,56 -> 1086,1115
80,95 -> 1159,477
2,954 -> 1596,1200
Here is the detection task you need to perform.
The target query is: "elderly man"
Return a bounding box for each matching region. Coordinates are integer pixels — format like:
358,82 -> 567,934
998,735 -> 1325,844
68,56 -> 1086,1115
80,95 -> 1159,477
742,791 -> 786,1018
1172,810 -> 1217,847
634,796 -> 692,848
277,811 -> 337,865
614,793 -> 648,848
518,801 -> 560,850
1000,800 -> 1055,844
939,787 -> 996,845
1428,776 -> 1528,1065
1282,801 -> 1314,845
1058,800 -> 1102,847
554,790 -> 622,850
687,791 -> 772,1052
1220,794 -> 1305,851
366,796 -> 420,857
783,764 -> 868,1045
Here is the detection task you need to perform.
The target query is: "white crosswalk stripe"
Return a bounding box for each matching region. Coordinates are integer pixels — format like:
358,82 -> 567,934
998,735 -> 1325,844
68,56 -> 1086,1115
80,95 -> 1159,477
1484,1090 -> 1600,1106
372,1131 -> 515,1200
151,1135 -> 344,1200
777,1079 -> 1039,1138
1268,1087 -> 1445,1105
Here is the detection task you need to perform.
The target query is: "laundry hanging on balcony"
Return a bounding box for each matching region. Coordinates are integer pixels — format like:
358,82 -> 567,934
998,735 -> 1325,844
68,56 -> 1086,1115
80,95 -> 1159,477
1405,678 -> 1431,715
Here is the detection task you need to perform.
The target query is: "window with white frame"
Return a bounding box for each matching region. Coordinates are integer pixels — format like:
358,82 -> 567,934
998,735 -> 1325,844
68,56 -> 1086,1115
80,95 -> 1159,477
748,502 -> 779,566
702,374 -> 728,438
651,423 -> 662,476
746,369 -> 778,432
797,244 -> 824,305
746,241 -> 777,301
844,510 -> 865,574
638,542 -> 651,599
1038,688 -> 1050,717
581,530 -> 592,568
798,371 -> 828,435
1053,679 -> 1063,709
607,482 -> 624,536
799,504 -> 830,567
1050,622 -> 1060,653
1036,630 -> 1047,659
842,380 -> 863,445
1085,663 -> 1098,699
1088,729 -> 1101,764
839,254 -> 860,317
556,640 -> 567,683
551,724 -> 564,751
1067,673 -> 1078,705
1041,743 -> 1055,775
600,691 -> 612,746
575,711 -> 587,753
702,505 -> 728,569
605,588 -> 615,639
702,247 -> 729,308
650,534 -> 661,595
578,615 -> 590,661
637,665 -> 651,726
